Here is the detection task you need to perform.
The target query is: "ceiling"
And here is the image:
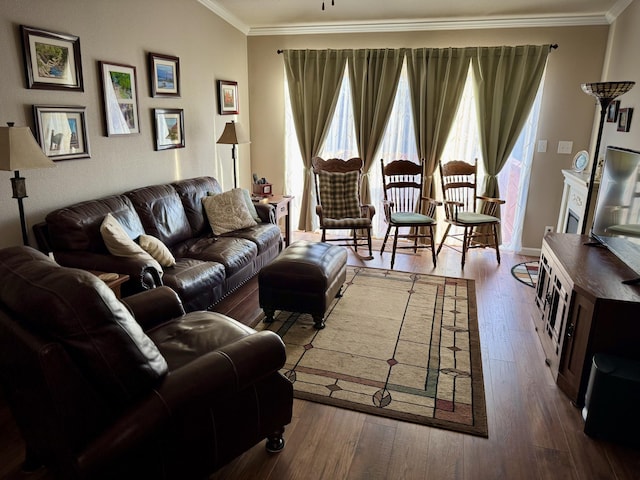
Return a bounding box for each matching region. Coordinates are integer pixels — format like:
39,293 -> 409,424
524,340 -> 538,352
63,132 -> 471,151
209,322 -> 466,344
199,0 -> 632,36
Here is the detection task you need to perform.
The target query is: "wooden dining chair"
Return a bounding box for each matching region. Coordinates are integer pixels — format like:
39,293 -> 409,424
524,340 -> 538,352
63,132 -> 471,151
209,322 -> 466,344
380,159 -> 440,268
437,159 -> 505,268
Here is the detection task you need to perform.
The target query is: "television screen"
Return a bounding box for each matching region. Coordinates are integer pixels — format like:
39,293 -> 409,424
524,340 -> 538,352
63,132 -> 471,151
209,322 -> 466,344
591,146 -> 640,278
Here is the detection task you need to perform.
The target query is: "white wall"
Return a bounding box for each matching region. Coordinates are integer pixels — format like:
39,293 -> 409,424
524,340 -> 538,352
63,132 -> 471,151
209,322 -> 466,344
0,0 -> 250,248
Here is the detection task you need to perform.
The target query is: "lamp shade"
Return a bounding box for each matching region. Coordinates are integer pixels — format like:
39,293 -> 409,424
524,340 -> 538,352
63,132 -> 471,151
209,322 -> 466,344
581,81 -> 635,103
0,126 -> 56,171
216,121 -> 250,145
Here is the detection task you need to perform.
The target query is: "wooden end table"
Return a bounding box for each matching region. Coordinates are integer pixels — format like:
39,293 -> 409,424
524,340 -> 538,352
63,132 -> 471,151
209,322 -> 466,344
90,271 -> 130,299
254,195 -> 294,247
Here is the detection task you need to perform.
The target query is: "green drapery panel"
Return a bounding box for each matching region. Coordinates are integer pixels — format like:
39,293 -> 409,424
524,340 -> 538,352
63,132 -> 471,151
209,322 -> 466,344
347,49 -> 405,204
283,49 -> 348,231
471,44 -> 550,199
406,47 -> 472,199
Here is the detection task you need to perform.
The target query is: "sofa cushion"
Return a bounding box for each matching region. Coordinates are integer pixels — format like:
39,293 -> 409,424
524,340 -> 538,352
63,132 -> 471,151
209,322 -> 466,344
139,234 -> 176,267
202,189 -> 257,235
175,236 -> 258,276
46,195 -> 144,253
172,177 -> 222,236
229,223 -> 282,253
100,214 -> 164,275
0,246 -> 167,407
126,184 -> 192,248
160,258 -> 226,311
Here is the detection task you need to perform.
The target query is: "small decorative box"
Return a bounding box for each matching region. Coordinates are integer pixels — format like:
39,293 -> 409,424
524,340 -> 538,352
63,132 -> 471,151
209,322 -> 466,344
252,183 -> 273,197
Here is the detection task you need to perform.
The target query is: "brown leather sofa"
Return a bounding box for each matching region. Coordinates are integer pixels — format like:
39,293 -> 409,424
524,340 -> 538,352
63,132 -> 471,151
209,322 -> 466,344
34,176 -> 282,312
0,246 -> 293,479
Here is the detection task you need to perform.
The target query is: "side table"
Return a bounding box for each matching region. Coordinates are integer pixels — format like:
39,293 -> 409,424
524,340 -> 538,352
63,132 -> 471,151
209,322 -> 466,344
254,195 -> 294,247
90,271 -> 130,299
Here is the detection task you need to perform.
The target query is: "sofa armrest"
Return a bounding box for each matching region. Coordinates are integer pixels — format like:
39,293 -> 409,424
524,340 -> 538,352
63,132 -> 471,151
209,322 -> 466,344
76,330 -> 286,476
121,286 -> 186,330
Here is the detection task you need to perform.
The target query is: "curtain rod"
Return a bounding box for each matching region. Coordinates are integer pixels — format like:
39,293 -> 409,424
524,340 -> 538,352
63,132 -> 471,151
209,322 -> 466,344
278,44 -> 558,54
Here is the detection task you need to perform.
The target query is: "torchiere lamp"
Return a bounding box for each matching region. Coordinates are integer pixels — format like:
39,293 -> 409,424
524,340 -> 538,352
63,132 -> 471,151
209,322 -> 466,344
216,121 -> 249,189
0,122 -> 56,246
580,81 -> 635,234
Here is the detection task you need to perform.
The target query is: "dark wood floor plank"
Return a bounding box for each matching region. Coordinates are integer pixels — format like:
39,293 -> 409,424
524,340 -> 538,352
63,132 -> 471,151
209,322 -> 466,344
345,417 -> 397,479
386,422 -> 430,480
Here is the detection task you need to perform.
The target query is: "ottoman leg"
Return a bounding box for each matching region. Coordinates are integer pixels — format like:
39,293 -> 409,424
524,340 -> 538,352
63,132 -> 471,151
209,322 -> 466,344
313,315 -> 326,330
336,285 -> 344,298
263,308 -> 276,323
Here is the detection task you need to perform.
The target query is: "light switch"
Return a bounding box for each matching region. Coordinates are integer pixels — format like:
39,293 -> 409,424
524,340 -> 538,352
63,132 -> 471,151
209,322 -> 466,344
558,141 -> 573,154
537,140 -> 548,153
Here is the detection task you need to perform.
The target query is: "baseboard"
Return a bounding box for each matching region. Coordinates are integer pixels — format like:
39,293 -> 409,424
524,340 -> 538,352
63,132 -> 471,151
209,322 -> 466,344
517,246 -> 541,257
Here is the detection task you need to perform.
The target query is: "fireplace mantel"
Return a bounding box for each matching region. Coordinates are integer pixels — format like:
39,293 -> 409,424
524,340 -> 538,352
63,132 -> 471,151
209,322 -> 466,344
557,169 -> 599,234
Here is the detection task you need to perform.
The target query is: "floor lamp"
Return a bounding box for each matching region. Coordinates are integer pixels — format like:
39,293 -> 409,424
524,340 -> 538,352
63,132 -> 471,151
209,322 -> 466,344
0,123 -> 56,246
580,81 -> 635,235
216,121 -> 249,189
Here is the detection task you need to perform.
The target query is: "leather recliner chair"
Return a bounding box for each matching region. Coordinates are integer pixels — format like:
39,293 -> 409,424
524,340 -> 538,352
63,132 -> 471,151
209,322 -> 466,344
0,246 -> 293,479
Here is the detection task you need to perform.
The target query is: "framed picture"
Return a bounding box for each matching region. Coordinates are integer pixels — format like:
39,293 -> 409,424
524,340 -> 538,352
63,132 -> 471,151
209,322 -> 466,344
33,105 -> 90,161
154,108 -> 185,150
21,25 -> 83,91
606,100 -> 620,123
99,61 -> 140,136
218,80 -> 239,115
149,52 -> 180,97
617,107 -> 633,132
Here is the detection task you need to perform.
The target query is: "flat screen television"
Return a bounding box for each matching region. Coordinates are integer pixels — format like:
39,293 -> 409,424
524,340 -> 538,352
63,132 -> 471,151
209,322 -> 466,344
590,146 -> 640,282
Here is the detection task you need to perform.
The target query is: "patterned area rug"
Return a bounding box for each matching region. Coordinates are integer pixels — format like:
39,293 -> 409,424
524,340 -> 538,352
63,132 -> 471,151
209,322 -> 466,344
255,266 -> 488,437
511,261 -> 539,288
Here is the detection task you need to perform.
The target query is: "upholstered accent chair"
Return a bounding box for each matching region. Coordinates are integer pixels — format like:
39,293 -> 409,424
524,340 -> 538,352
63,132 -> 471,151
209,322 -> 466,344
311,157 -> 375,258
437,159 -> 505,268
380,159 -> 440,269
0,246 -> 292,479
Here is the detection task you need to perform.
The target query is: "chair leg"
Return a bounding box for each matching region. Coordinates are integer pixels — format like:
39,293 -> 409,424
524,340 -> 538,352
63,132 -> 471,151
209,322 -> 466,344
437,224 -> 452,255
380,224 -> 392,255
493,224 -> 501,264
367,228 -> 373,258
429,226 -> 437,267
461,227 -> 470,269
391,228 -> 399,269
352,229 -> 358,253
321,229 -> 327,243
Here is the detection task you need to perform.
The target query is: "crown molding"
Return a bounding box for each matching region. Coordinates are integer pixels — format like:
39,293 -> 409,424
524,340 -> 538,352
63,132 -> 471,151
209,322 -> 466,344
606,0 -> 633,23
246,14 -> 609,36
198,0 -> 249,34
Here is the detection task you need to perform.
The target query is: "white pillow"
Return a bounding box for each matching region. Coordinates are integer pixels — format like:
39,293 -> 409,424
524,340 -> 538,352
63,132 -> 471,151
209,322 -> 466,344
138,234 -> 176,267
241,188 -> 261,222
100,213 -> 163,274
202,188 -> 258,235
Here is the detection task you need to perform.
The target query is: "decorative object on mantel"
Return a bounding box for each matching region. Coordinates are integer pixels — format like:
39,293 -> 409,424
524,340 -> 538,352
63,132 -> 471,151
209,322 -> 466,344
572,150 -> 589,173
217,120 -> 249,189
0,123 -> 56,245
579,81 -> 635,234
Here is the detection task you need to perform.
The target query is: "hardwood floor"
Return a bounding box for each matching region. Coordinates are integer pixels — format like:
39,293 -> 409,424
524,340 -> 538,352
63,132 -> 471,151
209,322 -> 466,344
1,232 -> 639,479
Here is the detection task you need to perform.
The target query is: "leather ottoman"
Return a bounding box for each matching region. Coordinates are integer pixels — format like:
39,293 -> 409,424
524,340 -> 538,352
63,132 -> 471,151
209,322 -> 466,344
258,240 -> 347,329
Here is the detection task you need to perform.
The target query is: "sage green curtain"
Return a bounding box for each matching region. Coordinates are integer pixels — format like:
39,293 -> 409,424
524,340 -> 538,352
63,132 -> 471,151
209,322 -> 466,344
284,49 -> 348,231
471,45 -> 550,199
347,49 -> 405,204
406,47 -> 472,198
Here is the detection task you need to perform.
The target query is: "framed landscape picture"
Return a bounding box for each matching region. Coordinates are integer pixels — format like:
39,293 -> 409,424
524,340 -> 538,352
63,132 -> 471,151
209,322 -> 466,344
21,25 -> 84,91
99,61 -> 140,136
154,108 -> 185,150
617,107 -> 633,132
149,52 -> 180,97
33,105 -> 90,160
218,80 -> 239,115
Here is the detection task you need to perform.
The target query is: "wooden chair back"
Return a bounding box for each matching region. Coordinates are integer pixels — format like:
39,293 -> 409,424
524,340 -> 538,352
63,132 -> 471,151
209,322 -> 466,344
381,159 -> 425,215
311,157 -> 364,208
439,159 -> 479,216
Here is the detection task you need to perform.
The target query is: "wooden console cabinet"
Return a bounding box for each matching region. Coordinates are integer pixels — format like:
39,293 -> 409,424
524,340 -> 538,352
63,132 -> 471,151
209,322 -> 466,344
534,233 -> 640,406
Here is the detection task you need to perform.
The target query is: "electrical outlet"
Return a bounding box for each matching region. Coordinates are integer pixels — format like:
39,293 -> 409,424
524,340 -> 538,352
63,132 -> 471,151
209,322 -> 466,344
544,225 -> 554,235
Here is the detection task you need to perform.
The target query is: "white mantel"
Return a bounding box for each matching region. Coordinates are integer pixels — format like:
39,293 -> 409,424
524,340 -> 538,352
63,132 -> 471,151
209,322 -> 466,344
557,169 -> 599,234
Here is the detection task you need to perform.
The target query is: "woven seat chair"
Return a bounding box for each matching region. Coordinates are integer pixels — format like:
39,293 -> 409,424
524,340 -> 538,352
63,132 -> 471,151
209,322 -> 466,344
380,159 -> 440,269
311,157 -> 375,258
437,159 -> 505,268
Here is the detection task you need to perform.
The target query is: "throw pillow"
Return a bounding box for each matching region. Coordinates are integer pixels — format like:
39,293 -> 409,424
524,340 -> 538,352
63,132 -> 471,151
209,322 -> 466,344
318,170 -> 362,219
202,188 -> 258,235
100,213 -> 163,274
241,188 -> 261,222
138,234 -> 176,267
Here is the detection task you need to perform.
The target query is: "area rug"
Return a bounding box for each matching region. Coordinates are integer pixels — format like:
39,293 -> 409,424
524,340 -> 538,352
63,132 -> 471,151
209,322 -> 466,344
255,266 -> 488,438
511,261 -> 539,288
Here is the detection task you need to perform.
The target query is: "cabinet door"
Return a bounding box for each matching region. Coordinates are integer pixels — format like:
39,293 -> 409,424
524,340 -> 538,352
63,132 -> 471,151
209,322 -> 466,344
556,292 -> 594,405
